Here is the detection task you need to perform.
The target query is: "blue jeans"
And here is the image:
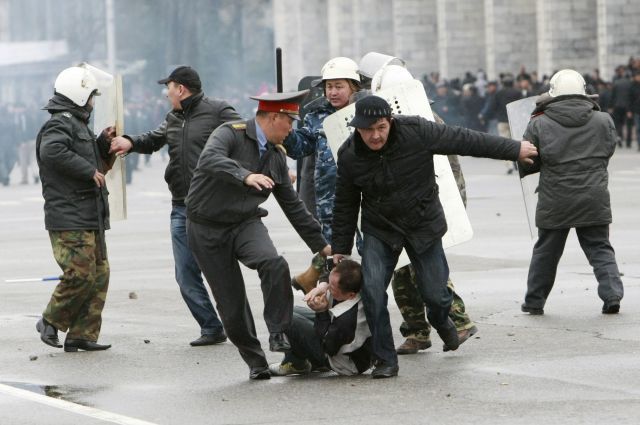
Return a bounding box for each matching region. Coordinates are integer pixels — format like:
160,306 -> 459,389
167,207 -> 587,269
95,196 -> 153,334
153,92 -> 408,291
170,205 -> 223,335
361,234 -> 452,366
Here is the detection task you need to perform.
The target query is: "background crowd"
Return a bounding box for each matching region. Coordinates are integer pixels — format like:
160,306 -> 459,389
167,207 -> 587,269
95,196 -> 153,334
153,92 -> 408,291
1,57 -> 640,187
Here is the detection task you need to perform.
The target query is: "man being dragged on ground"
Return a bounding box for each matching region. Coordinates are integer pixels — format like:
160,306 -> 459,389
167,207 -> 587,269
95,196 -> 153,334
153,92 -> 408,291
270,259 -> 372,376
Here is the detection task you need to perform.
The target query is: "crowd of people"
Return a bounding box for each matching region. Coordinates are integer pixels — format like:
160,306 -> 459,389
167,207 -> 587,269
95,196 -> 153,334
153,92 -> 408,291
29,53 -> 628,382
421,58 -> 640,151
3,59 -> 639,187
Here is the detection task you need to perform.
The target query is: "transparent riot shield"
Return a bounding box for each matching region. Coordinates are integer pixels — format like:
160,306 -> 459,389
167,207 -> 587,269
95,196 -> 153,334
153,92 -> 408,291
324,79 -> 473,268
83,63 -> 127,221
506,96 -> 538,238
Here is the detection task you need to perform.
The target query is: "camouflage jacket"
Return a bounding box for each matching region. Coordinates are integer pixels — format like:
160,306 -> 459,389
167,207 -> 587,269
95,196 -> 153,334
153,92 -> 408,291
283,98 -> 337,241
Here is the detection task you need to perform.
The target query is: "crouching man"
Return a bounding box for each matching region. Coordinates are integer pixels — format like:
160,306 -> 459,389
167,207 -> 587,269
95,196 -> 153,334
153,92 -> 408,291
269,259 -> 372,376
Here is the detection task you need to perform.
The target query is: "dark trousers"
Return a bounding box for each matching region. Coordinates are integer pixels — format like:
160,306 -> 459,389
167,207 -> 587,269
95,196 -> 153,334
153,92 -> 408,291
282,306 -> 328,368
612,107 -> 633,145
524,225 -> 624,308
170,205 -> 223,336
361,234 -> 452,366
187,219 -> 293,369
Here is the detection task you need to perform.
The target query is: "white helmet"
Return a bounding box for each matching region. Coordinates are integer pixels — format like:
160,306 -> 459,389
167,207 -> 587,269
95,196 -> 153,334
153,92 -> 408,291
370,65 -> 414,93
358,52 -> 405,79
548,69 -> 586,97
320,57 -> 360,83
54,66 -> 100,106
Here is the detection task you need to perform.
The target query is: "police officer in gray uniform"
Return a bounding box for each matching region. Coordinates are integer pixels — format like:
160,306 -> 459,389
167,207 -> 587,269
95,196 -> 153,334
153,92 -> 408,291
186,90 -> 331,380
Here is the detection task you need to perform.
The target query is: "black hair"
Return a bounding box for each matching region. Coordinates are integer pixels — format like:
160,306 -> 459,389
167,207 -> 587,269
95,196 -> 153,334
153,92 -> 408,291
334,259 -> 362,294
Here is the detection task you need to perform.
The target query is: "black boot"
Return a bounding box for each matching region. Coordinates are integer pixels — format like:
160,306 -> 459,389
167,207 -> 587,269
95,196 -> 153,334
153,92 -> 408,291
64,338 -> 111,352
36,317 -> 62,348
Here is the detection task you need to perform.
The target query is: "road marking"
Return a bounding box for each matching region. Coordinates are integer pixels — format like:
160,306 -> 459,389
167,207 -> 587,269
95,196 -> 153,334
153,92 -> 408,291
0,383 -> 159,425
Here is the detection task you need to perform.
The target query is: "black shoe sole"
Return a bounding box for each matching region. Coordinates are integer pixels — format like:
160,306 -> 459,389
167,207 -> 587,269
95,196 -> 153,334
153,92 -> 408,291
250,368 -> 271,380
190,336 -> 228,346
521,305 -> 544,315
602,304 -> 620,314
63,339 -> 111,352
372,368 -> 399,379
443,326 -> 478,352
36,319 -> 62,348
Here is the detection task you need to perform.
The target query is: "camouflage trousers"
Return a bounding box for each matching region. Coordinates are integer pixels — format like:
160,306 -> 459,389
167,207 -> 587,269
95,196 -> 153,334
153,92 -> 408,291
392,263 -> 474,342
43,230 -> 110,342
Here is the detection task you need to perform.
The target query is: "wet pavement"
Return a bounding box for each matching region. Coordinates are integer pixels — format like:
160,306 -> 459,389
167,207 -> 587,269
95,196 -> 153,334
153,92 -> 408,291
1,151 -> 640,424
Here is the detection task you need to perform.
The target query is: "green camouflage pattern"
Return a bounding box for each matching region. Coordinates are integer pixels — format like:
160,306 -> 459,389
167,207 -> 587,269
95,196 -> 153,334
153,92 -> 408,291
392,263 -> 474,341
43,230 -> 110,342
311,252 -> 327,271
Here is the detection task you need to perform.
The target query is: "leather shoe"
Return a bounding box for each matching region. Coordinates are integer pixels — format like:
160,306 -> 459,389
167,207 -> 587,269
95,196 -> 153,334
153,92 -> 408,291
269,332 -> 291,352
396,338 -> 432,355
249,366 -> 271,380
371,361 -> 399,379
436,318 -> 459,351
521,303 -> 544,315
602,301 -> 620,314
190,332 -> 227,346
64,338 -> 111,352
36,317 -> 62,348
443,325 -> 478,352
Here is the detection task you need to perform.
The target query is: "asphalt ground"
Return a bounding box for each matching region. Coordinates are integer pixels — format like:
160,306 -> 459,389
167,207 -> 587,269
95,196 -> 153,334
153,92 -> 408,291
1,149 -> 639,425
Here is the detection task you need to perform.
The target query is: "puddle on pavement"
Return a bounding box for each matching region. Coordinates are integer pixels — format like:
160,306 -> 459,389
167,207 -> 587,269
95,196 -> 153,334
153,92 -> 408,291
1,381 -> 96,407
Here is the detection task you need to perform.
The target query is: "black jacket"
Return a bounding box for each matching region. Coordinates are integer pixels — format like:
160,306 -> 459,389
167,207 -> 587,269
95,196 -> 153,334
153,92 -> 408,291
315,296 -> 372,375
610,78 -> 631,110
186,119 -> 327,253
629,80 -> 640,114
332,115 -> 520,255
36,94 -> 111,231
520,95 -> 616,229
127,92 -> 240,203
494,87 -> 522,123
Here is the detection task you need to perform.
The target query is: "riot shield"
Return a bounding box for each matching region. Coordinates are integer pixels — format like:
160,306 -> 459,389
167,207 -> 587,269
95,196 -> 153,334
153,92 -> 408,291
324,79 -> 473,268
84,63 -> 127,221
506,96 -> 538,238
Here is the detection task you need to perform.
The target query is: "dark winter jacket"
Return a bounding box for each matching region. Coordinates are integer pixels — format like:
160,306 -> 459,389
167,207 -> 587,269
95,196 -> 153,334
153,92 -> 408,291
36,94 -> 111,231
126,92 -> 240,203
314,293 -> 371,375
629,80 -> 640,114
610,78 -> 632,110
520,95 -> 617,229
186,119 -> 327,253
332,115 -> 521,255
494,87 -> 522,123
